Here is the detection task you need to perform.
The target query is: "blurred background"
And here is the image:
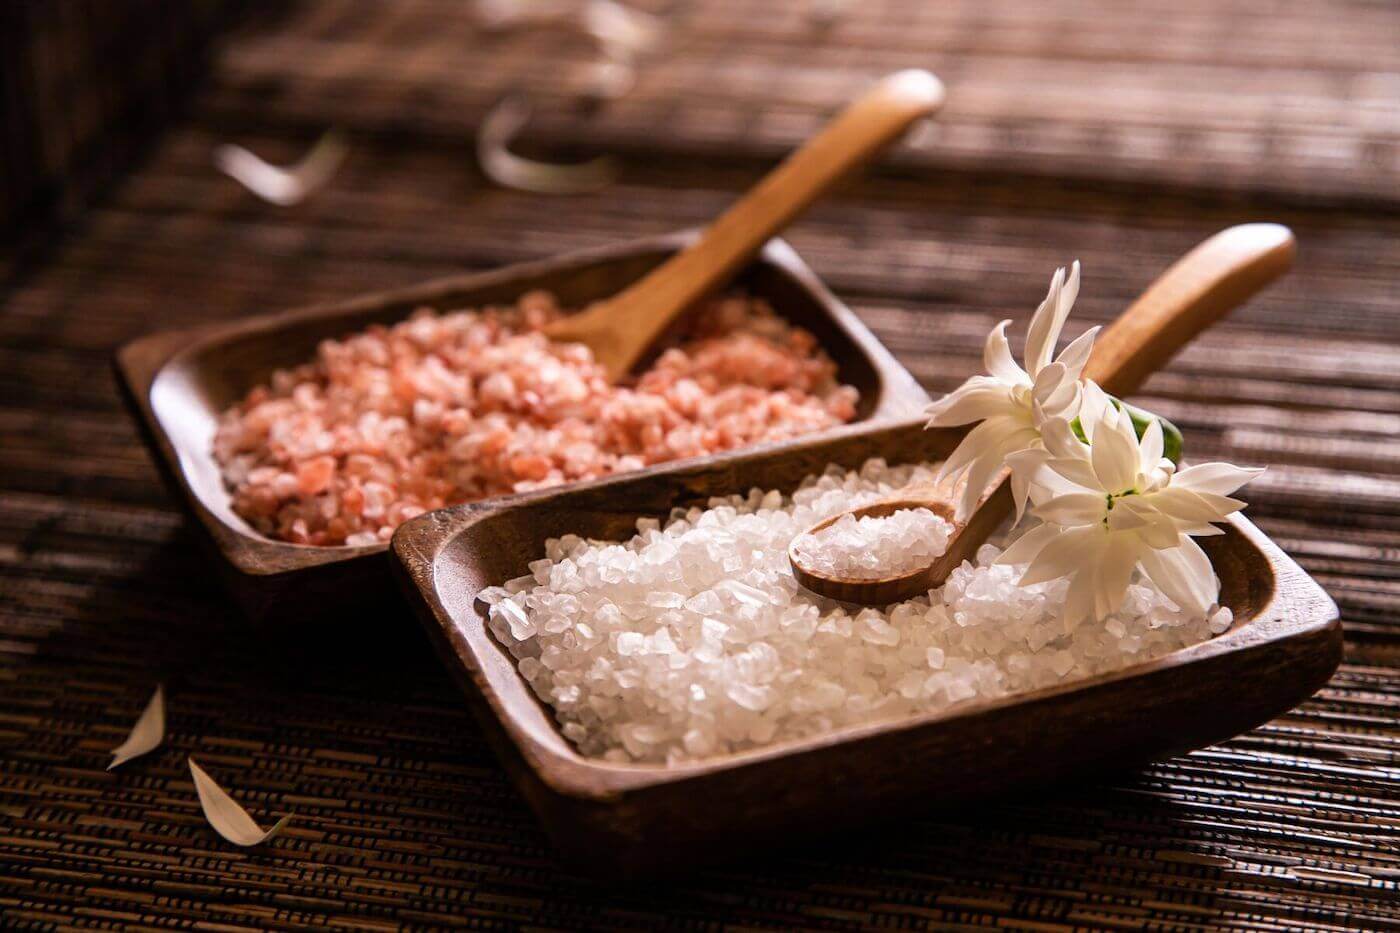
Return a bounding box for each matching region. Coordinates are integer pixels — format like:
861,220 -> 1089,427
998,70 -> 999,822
2,1 -> 1398,929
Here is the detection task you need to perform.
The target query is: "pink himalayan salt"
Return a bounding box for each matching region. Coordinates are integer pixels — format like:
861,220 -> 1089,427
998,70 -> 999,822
214,291 -> 859,546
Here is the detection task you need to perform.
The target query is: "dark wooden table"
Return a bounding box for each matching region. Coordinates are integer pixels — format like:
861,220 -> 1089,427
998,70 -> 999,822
3,2 -> 1398,928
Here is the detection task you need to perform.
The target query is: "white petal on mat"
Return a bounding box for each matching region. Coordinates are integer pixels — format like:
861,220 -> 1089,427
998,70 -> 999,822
473,0 -> 574,30
474,0 -> 660,59
807,0 -> 853,28
214,129 -> 348,206
581,0 -> 662,58
478,96 -> 616,194
189,758 -> 292,847
107,684 -> 165,771
572,59 -> 637,102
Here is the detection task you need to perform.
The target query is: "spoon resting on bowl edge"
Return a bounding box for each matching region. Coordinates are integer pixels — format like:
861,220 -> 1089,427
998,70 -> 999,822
542,69 -> 945,382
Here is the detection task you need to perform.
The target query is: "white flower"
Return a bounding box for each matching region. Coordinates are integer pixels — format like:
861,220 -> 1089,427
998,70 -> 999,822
996,385 -> 1263,628
925,261 -> 1099,520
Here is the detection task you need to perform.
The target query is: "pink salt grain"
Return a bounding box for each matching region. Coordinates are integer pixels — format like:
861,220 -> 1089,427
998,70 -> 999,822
214,291 -> 859,546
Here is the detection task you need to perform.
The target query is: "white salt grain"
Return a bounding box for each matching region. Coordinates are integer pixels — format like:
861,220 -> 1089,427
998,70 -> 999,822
790,508 -> 951,581
488,459 -> 1222,763
1208,606 -> 1234,634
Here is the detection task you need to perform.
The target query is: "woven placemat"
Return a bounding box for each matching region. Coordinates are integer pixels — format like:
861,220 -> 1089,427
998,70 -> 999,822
2,1 -> 1397,929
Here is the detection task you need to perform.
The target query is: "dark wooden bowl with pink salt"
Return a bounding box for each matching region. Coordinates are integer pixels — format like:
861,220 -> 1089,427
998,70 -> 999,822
114,232 -> 929,623
389,414 -> 1342,879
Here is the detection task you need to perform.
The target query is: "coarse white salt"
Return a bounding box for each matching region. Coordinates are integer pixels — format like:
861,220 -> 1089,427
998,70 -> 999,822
486,458 -> 1224,764
1208,606 -> 1234,634
790,507 -> 951,580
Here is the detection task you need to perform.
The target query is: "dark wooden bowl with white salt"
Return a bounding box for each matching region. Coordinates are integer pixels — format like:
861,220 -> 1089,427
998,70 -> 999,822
389,414 -> 1342,878
114,232 -> 929,624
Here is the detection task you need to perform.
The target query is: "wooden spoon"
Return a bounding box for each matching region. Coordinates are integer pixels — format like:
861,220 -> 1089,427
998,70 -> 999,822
790,222 -> 1297,605
542,70 -> 945,381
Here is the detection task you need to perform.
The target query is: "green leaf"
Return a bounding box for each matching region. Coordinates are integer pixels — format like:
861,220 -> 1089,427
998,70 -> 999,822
1069,397 -> 1183,464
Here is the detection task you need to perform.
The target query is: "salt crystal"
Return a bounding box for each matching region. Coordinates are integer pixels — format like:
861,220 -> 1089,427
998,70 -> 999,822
646,591 -> 685,609
791,507 -> 954,582
748,718 -> 778,743
214,292 -> 859,546
1208,606 -> 1234,634
701,617 -> 730,642
615,632 -> 645,656
721,580 -> 771,607
726,682 -> 772,711
491,601 -> 535,640
946,678 -> 976,702
858,612 -> 901,647
476,586 -> 510,605
487,458 -> 1219,763
682,728 -> 715,756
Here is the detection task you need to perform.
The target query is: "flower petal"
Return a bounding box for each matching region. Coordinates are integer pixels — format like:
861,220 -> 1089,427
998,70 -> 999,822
1024,263 -> 1064,375
1044,456 -> 1101,491
1060,259 -> 1082,325
1031,362 -> 1068,405
924,376 -> 1017,427
1115,498 -> 1180,547
955,421 -> 1038,520
1094,537 -> 1138,620
1061,564 -> 1099,631
1107,500 -> 1152,531
1004,447 -> 1050,523
1171,462 -> 1266,497
477,97 -> 617,194
189,758 -> 292,847
995,521 -> 1062,567
1020,524 -> 1105,586
1175,523 -> 1227,537
1040,416 -> 1089,460
108,684 -> 165,771
1054,325 -> 1100,380
1090,407 -> 1141,493
1077,380 -> 1111,442
1138,417 -> 1164,475
1031,363 -> 1081,420
1145,487 -> 1246,525
1137,538 -> 1218,616
938,414 -> 1014,483
1033,491 -> 1107,527
982,320 -> 1027,384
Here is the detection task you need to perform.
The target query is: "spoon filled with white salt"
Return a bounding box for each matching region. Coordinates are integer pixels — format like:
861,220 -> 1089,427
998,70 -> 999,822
790,222 -> 1298,606
789,491 -> 964,605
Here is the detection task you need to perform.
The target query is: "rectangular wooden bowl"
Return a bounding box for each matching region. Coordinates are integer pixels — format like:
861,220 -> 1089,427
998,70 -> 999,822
390,415 -> 1342,879
114,233 -> 929,623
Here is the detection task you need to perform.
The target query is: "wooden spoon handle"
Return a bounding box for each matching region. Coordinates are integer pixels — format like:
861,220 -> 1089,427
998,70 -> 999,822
940,223 -> 1296,573
554,70 -> 944,380
1085,223 -> 1296,395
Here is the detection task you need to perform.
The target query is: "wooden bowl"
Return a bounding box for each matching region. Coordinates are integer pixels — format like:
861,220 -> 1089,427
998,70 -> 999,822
390,416 -> 1342,879
114,233 -> 929,623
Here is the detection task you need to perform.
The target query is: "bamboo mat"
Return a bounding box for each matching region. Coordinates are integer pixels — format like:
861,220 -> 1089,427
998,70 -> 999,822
3,1 -> 1398,929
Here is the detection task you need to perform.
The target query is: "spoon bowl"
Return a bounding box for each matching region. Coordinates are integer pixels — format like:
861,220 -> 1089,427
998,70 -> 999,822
788,489 -> 964,605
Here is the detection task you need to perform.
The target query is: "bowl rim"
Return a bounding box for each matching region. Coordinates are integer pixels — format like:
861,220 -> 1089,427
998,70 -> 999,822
114,232 -> 930,578
390,425 -> 1342,802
